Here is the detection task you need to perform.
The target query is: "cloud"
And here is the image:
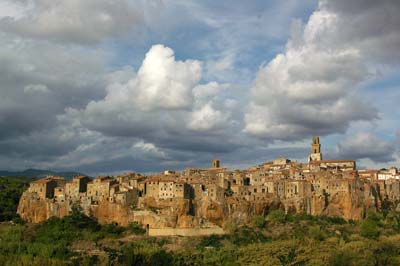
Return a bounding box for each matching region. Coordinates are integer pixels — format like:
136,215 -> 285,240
131,44 -> 201,111
318,0 -> 400,63
188,103 -> 228,131
74,44 -> 239,154
132,141 -> 166,160
0,0 -> 142,44
0,33 -> 108,140
330,133 -> 396,163
23,84 -> 48,93
0,0 -> 399,174
244,0 -> 400,141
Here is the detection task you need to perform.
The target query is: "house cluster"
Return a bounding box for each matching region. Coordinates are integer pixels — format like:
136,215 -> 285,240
25,136 -> 400,216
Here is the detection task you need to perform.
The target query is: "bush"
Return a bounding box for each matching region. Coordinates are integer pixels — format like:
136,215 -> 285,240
127,222 -> 146,235
198,234 -> 224,249
229,226 -> 269,246
366,209 -> 383,224
360,220 -> 380,239
252,215 -> 266,228
223,220 -> 238,233
329,249 -> 357,266
267,210 -> 286,223
308,226 -> 326,241
386,211 -> 400,232
319,215 -> 347,225
102,223 -> 125,236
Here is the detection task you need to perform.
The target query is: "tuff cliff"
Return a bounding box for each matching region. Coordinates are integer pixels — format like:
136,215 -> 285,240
17,191 -> 70,223
18,187 -> 377,227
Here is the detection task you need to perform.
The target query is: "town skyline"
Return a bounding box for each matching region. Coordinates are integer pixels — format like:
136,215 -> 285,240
18,135 -> 400,235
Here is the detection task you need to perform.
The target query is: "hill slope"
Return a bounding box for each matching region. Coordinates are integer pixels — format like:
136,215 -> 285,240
0,169 -> 87,179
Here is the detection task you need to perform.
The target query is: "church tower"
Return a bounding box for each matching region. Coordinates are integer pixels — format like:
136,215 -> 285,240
212,159 -> 220,168
308,136 -> 322,162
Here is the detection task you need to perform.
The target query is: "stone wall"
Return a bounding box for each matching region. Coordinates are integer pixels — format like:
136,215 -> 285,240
149,227 -> 225,236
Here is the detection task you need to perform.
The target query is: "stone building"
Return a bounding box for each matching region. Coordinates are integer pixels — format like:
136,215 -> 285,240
65,176 -> 90,200
28,177 -> 64,199
285,180 -> 312,199
377,167 -> 399,180
87,176 -> 117,203
159,179 -> 175,199
141,178 -> 160,199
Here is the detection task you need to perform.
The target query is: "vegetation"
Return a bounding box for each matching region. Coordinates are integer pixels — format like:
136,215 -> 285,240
252,215 -> 266,228
1,208 -> 400,265
0,176 -> 30,221
2,178 -> 400,265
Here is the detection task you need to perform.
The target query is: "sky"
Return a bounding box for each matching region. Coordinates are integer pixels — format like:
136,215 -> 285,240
0,0 -> 399,176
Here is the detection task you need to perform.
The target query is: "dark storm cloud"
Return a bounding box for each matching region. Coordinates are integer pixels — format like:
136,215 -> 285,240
0,35 -> 108,140
328,133 -> 396,163
320,0 -> 400,63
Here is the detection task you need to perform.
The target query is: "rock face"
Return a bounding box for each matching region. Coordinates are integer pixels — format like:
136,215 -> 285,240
18,188 -> 374,227
17,192 -> 210,228
17,192 -> 70,223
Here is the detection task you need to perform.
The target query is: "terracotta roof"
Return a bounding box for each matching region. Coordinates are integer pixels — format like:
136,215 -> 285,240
310,160 -> 355,164
74,175 -> 89,179
159,179 -> 176,183
32,177 -> 62,184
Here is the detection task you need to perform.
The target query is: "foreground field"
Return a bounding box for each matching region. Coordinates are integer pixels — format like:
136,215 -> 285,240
1,208 -> 400,266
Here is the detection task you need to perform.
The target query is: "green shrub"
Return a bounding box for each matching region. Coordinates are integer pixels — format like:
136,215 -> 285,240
198,234 -> 224,249
360,220 -> 380,239
150,249 -> 174,266
386,211 -> 400,232
276,247 -> 307,266
252,215 -> 266,228
127,222 -> 146,235
319,215 -> 347,224
308,226 -> 326,241
267,210 -> 286,223
329,249 -> 357,266
366,209 -> 383,224
223,220 -> 238,233
229,226 -> 269,246
102,223 -> 125,236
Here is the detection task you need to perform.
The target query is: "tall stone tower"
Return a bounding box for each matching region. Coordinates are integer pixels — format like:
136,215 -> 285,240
212,159 -> 220,168
308,136 -> 322,162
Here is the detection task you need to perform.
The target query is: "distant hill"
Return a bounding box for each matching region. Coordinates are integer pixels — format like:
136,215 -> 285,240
0,169 -> 88,180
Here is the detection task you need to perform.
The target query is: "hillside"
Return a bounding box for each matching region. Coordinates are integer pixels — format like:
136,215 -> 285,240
0,169 -> 87,179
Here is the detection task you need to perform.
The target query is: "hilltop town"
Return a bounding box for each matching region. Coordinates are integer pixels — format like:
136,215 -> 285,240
17,137 -> 400,236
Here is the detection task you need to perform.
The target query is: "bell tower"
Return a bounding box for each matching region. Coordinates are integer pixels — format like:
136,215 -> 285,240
309,136 -> 322,162
212,159 -> 220,168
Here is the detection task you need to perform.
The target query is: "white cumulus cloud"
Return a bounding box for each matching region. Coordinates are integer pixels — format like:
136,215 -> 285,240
243,0 -> 400,141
